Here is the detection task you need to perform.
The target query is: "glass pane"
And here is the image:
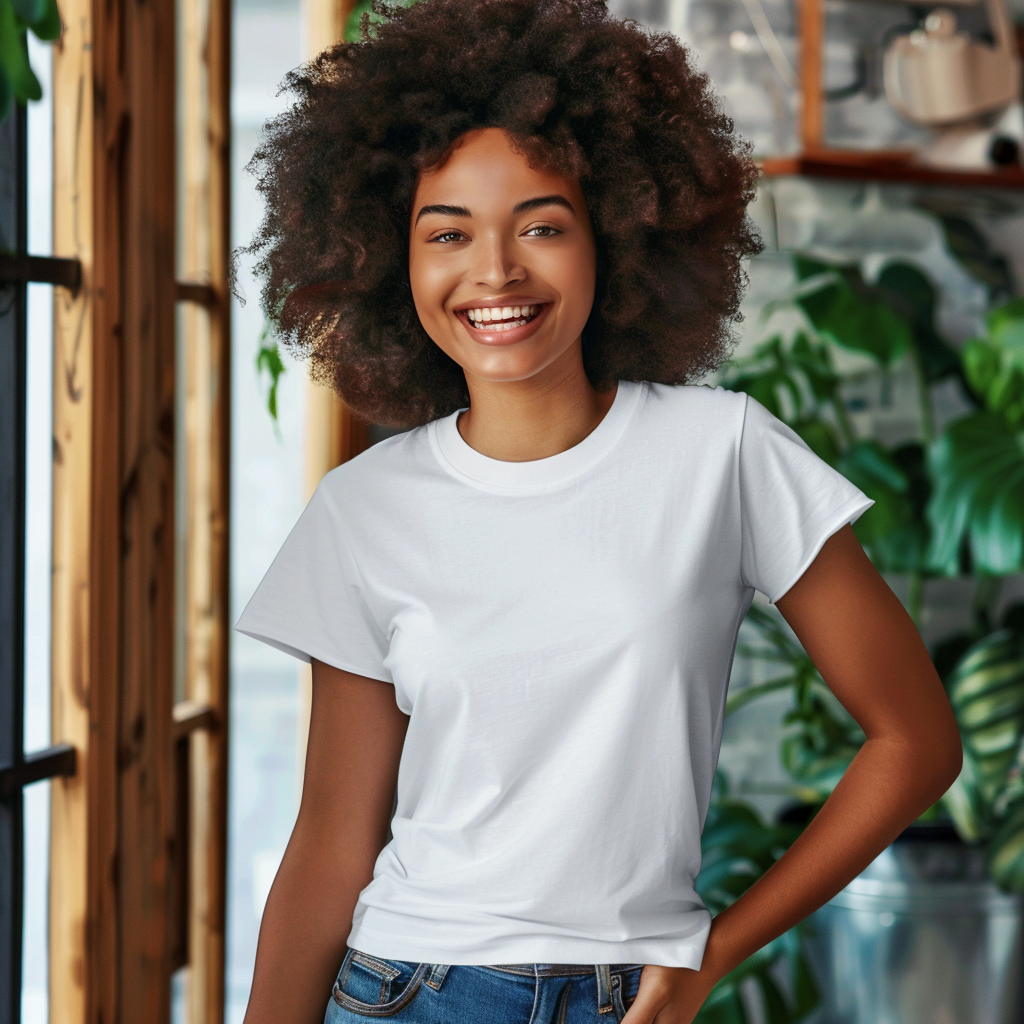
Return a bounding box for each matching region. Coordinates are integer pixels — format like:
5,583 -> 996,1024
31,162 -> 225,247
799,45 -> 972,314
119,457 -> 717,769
171,965 -> 187,1024
228,0 -> 305,1017
23,32 -> 55,1024
21,779 -> 50,1024
24,36 -> 54,757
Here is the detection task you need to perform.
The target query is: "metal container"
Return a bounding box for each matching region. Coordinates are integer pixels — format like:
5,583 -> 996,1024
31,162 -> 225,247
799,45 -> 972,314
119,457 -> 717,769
802,829 -> 1024,1024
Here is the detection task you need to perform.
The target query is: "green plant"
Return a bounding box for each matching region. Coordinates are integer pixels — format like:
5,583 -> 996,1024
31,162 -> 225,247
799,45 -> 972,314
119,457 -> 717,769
723,257 -> 960,617
256,319 -> 286,436
927,298 -> 1024,577
722,247 -> 1024,894
0,0 -> 59,121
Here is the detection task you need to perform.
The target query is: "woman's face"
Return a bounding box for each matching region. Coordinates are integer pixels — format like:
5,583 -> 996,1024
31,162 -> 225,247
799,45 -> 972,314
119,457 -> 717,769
408,127 -> 597,387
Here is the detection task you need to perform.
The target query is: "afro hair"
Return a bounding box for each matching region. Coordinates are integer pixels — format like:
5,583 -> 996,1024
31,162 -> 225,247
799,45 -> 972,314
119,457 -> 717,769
237,0 -> 763,427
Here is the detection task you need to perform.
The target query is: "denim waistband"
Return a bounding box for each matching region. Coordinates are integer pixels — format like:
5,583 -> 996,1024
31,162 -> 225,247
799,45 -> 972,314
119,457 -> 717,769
480,964 -> 645,976
477,963 -> 644,1014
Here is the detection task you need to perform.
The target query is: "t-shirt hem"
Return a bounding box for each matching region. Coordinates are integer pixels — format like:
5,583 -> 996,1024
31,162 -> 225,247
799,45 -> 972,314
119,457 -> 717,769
345,922 -> 710,970
767,495 -> 876,605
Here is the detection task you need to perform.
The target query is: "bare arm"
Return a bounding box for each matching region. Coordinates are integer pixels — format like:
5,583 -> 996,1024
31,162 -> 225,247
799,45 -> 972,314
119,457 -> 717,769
627,524 -> 963,1022
242,658 -> 409,1024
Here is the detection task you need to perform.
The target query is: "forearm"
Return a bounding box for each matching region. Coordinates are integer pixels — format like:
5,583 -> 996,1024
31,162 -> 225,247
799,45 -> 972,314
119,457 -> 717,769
700,733 -> 960,981
243,826 -> 376,1024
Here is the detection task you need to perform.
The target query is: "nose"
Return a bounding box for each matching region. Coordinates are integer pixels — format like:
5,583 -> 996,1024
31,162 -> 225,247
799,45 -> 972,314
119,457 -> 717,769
472,232 -> 526,290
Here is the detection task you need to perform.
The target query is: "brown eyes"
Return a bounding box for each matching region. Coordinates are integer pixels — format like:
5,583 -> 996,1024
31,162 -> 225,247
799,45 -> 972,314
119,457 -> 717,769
427,225 -> 562,244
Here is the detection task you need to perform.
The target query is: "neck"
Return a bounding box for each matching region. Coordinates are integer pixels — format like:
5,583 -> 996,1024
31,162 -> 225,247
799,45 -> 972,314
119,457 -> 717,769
456,345 -> 618,462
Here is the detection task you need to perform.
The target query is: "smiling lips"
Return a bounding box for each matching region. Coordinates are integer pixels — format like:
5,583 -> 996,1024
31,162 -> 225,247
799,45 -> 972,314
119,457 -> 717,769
455,301 -> 552,344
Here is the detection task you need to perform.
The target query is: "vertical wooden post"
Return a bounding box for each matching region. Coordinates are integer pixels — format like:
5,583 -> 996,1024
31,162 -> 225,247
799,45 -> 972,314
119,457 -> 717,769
50,0 -> 120,1017
178,0 -> 231,1015
51,0 -> 179,1015
798,0 -> 823,153
117,0 -> 178,1008
297,0 -> 366,783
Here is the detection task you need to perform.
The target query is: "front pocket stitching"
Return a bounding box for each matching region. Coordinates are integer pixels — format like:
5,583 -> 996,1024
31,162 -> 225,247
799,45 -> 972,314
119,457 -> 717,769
332,961 -> 430,1016
350,951 -> 403,981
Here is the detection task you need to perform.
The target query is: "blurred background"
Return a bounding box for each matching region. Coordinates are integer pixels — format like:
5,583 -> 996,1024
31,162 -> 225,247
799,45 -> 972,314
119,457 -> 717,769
4,0 -> 1024,1021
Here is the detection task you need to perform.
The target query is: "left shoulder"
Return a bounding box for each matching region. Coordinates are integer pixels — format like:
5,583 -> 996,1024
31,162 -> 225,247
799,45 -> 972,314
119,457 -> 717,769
640,381 -> 747,427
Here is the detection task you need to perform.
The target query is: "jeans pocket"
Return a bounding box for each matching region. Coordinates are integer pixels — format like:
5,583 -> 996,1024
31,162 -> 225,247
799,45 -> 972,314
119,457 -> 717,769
332,948 -> 429,1017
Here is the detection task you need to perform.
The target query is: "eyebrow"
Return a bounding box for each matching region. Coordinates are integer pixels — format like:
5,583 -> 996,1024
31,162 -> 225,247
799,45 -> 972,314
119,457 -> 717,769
414,194 -> 576,226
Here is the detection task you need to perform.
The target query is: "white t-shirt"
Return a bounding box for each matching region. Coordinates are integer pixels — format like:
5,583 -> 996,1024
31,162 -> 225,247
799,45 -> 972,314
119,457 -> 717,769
235,381 -> 873,968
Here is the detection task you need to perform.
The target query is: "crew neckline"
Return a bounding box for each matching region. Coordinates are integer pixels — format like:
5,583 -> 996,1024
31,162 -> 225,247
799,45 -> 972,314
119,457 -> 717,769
428,380 -> 645,492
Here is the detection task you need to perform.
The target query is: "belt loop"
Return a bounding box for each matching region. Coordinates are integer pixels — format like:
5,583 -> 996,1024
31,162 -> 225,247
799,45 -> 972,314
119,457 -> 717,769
595,964 -> 614,1013
425,963 -> 450,991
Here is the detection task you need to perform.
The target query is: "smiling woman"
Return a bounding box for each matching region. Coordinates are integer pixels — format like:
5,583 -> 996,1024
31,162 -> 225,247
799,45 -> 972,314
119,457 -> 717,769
233,2 -> 962,1024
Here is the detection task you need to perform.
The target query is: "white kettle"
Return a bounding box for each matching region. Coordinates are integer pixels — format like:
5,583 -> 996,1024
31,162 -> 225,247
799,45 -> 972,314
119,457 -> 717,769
882,0 -> 1021,126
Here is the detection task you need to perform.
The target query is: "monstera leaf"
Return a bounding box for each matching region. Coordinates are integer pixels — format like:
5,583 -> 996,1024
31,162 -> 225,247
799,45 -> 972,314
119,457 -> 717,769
926,413 -> 1024,575
792,258 -> 911,369
873,262 -> 961,384
696,778 -> 820,1024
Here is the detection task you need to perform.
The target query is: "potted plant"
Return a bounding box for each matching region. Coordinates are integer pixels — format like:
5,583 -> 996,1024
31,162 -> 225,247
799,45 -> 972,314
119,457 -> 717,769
716,252 -> 1024,1024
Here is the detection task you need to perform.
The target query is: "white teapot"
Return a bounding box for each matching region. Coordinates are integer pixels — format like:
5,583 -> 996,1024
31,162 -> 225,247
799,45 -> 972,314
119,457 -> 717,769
883,0 -> 1020,126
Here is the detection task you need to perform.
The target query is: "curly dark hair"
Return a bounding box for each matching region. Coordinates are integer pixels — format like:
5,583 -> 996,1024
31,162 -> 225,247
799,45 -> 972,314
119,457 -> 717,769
237,0 -> 762,428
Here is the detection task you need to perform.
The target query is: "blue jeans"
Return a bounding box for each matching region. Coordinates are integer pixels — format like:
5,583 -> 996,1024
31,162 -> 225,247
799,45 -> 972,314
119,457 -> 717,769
325,947 -> 645,1023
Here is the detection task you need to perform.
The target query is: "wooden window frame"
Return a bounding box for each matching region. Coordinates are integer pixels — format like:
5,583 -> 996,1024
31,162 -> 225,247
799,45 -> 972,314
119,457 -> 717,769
48,0 -> 231,1015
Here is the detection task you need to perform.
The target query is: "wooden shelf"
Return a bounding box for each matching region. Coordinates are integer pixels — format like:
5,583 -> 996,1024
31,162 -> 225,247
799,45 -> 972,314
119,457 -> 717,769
759,151 -> 1024,190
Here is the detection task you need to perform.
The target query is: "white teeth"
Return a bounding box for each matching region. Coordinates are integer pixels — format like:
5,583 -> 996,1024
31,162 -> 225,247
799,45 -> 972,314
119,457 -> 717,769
464,303 -> 542,328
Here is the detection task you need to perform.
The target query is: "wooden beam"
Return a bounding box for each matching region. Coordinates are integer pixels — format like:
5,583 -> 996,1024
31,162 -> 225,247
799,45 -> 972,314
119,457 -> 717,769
177,0 -> 231,1013
116,0 -> 178,1007
50,0 -> 120,1017
798,0 -> 823,152
51,0 -> 178,1015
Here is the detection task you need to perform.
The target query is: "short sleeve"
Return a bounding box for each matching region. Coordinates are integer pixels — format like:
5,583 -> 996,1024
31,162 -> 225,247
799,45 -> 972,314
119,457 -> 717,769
738,393 -> 875,604
234,481 -> 393,682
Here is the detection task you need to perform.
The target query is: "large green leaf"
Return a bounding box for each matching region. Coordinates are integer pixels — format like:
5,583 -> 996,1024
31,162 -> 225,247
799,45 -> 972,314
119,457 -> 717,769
962,300 -> 1024,429
795,269 -> 911,369
926,413 -> 1024,575
875,262 -> 960,383
25,0 -> 59,40
942,629 -> 1024,878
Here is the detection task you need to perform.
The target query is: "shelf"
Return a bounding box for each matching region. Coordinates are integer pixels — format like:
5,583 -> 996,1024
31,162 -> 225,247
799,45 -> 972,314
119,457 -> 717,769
759,152 -> 1024,190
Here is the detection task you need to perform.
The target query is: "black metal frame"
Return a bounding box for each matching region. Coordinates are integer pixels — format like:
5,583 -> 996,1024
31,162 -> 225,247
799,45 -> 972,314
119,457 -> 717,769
0,102 -> 80,1024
